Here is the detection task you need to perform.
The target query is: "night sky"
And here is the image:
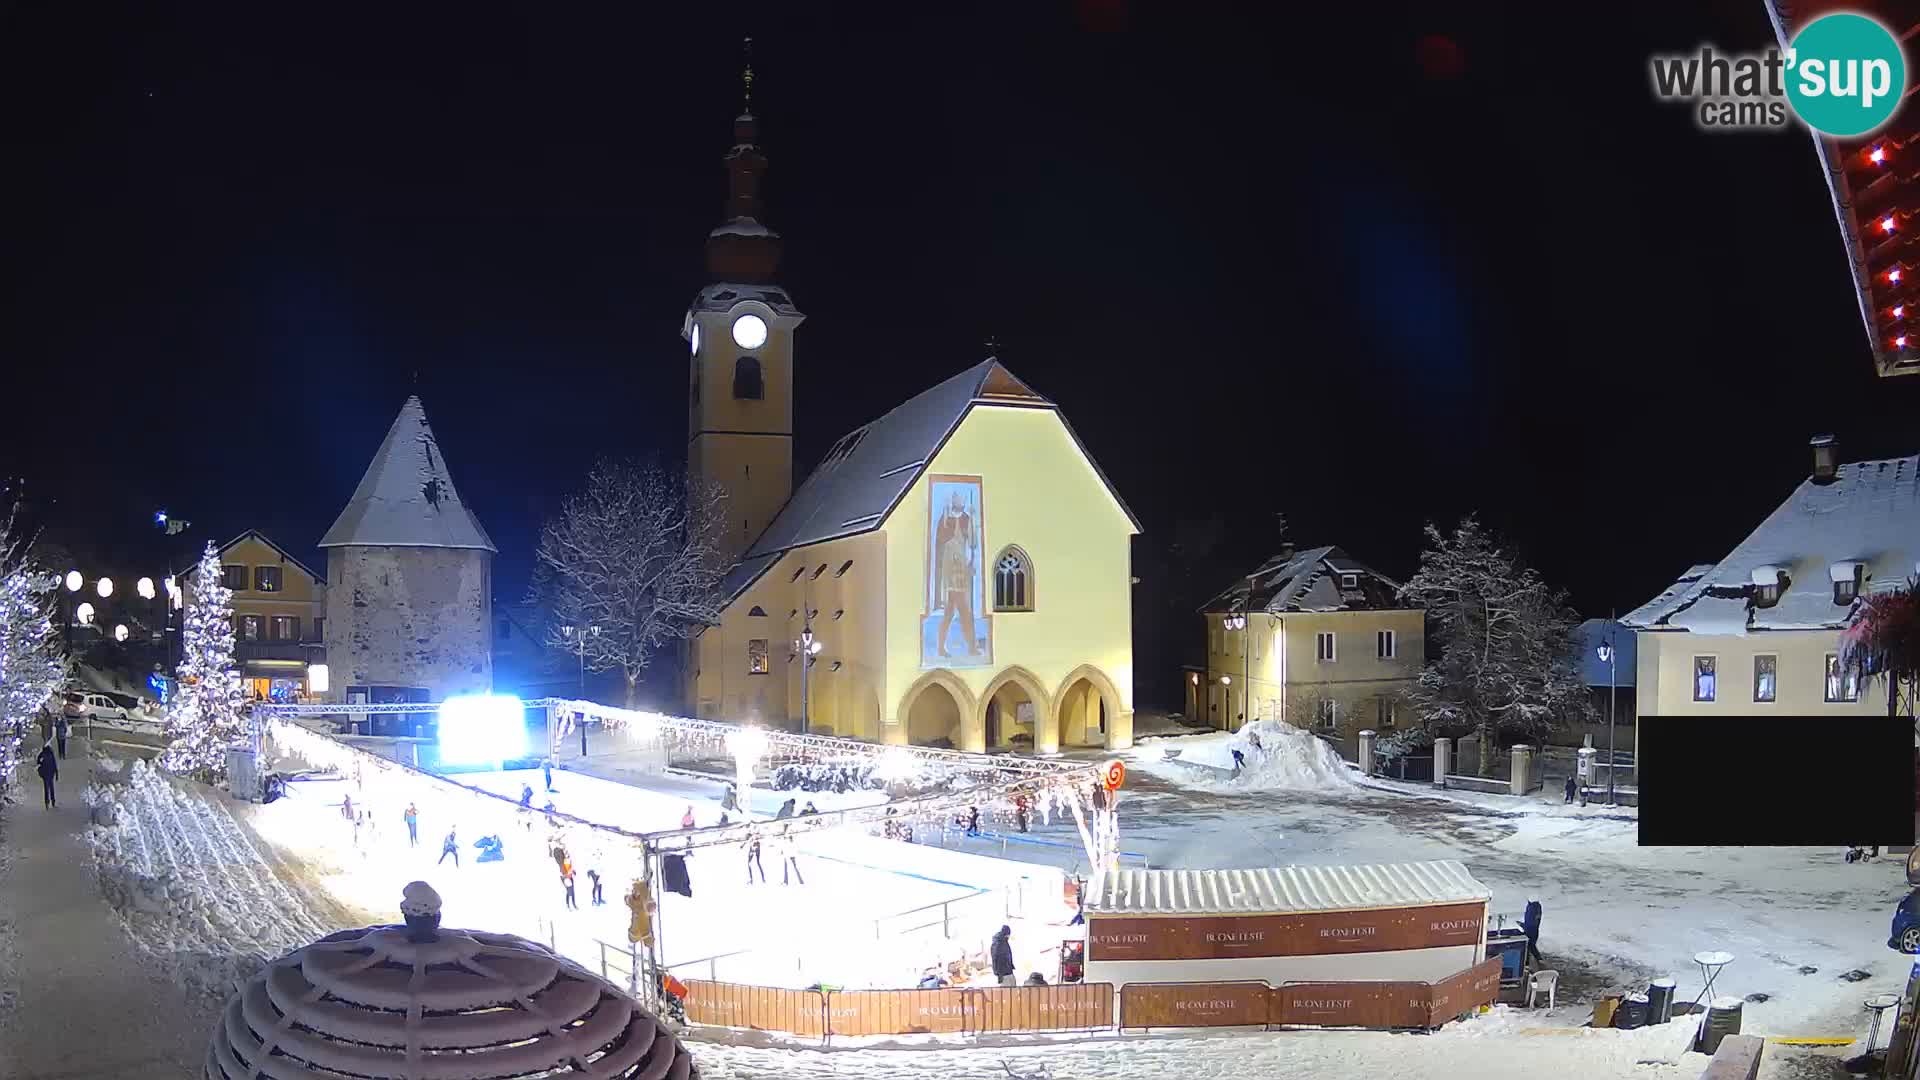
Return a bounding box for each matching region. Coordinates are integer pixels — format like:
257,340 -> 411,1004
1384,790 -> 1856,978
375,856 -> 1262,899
5,3 -> 1916,708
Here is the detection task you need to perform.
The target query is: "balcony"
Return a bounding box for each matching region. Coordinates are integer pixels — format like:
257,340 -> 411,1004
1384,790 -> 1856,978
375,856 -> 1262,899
234,640 -> 323,663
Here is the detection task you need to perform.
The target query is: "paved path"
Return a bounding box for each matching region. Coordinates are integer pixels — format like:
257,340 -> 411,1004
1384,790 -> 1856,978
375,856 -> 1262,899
0,736 -> 211,1078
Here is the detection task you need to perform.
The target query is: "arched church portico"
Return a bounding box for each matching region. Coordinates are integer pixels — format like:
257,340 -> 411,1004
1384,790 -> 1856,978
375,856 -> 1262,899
1053,664 -> 1132,751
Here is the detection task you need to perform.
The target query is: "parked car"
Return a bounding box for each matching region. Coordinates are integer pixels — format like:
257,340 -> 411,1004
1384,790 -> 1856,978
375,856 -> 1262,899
63,690 -> 131,724
1890,889 -> 1920,954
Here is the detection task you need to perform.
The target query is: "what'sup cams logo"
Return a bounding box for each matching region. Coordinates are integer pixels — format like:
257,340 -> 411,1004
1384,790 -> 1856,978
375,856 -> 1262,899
1651,12 -> 1907,136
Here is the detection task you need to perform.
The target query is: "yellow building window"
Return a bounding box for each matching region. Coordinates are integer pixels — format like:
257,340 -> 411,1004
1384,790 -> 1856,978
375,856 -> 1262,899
747,639 -> 769,675
993,546 -> 1033,612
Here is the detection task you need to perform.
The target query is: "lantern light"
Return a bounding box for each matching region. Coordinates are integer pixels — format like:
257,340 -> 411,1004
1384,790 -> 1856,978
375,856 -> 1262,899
1883,216 -> 1898,234
1893,269 -> 1904,283
308,663 -> 330,694
97,577 -> 113,598
1896,306 -> 1906,319
65,570 -> 82,593
1871,146 -> 1888,164
137,576 -> 156,599
76,601 -> 95,626
1220,675 -> 1232,685
1898,336 -> 1909,349
113,624 -> 129,642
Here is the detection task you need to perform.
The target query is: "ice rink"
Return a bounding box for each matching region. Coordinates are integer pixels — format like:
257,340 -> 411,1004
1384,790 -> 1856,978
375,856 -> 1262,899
247,761 -> 1077,990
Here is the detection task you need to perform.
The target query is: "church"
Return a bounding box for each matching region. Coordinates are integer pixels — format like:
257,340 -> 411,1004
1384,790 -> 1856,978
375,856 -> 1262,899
684,95 -> 1140,753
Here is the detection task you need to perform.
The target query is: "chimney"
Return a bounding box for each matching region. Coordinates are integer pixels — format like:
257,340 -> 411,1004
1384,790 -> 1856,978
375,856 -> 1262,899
1277,541 -> 1296,563
1810,434 -> 1839,485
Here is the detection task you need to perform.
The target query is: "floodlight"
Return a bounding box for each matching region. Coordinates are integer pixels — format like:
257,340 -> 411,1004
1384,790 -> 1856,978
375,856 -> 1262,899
438,694 -> 527,768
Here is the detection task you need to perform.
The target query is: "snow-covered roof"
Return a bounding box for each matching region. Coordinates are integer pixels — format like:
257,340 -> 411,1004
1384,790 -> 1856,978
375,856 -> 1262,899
709,216 -> 777,239
319,396 -> 496,553
1623,453 -> 1918,633
1201,545 -> 1407,614
718,359 -> 1141,603
1087,861 -> 1490,916
692,282 -> 801,317
211,529 -> 325,585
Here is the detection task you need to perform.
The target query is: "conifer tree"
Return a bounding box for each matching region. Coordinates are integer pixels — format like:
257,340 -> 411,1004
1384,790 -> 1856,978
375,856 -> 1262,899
160,542 -> 248,780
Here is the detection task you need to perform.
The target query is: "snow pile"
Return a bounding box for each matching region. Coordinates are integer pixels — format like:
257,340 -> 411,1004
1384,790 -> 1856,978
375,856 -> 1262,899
83,760 -> 338,1001
1137,721 -> 1358,793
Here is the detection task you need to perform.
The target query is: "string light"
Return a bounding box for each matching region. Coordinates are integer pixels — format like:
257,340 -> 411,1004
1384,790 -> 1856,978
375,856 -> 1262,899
1871,146 -> 1888,165
1895,306 -> 1906,319
1892,269 -> 1903,284
1898,335 -> 1909,349
1882,216 -> 1898,234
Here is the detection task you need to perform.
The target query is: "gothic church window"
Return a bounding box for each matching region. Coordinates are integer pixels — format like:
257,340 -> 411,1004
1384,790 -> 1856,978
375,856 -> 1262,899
734,355 -> 763,400
993,546 -> 1033,612
747,639 -> 769,674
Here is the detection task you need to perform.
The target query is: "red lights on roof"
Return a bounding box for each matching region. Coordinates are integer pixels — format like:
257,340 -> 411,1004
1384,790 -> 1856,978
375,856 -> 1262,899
1898,336 -> 1910,349
1883,216 -> 1898,234
1896,305 -> 1906,319
1892,269 -> 1904,284
1871,146 -> 1889,165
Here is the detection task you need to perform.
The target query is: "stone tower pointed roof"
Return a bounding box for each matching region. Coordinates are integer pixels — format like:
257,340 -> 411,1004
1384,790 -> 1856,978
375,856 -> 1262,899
319,396 -> 497,552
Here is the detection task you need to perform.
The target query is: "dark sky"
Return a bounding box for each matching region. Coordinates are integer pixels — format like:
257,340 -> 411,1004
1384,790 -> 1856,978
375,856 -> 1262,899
5,2 -> 1916,707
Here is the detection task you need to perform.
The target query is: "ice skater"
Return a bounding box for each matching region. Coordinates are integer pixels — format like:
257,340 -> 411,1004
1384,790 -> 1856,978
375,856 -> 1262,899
1014,794 -> 1029,833
404,803 -> 419,846
439,827 -> 461,867
681,805 -> 696,829
801,801 -> 819,816
520,783 -> 534,808
35,739 -> 58,808
775,797 -> 796,820
1247,730 -> 1262,755
777,827 -> 805,885
342,793 -> 354,821
966,806 -> 980,836
561,857 -> 578,910
744,827 -> 766,884
991,926 -> 1016,987
588,868 -> 605,905
544,757 -> 555,792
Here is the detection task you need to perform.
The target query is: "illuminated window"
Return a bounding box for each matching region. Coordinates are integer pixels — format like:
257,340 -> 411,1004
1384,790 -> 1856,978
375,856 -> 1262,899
1316,632 -> 1336,662
1826,654 -> 1860,703
270,616 -> 298,642
993,546 -> 1033,611
1692,656 -> 1716,702
238,615 -> 264,641
223,565 -> 249,591
1753,655 -> 1776,703
747,639 -> 769,675
254,566 -> 282,592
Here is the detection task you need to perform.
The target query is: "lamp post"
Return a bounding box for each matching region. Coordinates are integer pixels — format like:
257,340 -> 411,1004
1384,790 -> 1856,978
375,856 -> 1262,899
797,611 -> 823,735
1596,613 -> 1618,807
560,624 -> 599,756
63,570 -> 81,654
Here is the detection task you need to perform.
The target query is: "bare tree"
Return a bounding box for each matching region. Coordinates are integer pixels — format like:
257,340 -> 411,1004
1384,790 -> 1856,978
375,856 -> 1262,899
530,459 -> 729,707
1398,517 -> 1589,777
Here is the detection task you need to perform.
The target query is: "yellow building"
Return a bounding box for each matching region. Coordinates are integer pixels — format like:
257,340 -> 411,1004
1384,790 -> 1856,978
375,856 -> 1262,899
186,530 -> 328,700
680,102 -> 1140,752
1624,438 -> 1915,723
1195,545 -> 1425,756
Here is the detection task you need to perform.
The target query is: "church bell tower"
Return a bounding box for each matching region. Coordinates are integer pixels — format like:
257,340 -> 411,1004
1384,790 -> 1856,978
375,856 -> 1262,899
685,44 -> 803,565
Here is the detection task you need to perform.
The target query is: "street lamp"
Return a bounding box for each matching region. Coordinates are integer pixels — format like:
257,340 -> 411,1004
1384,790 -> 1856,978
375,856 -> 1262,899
113,624 -> 128,643
96,577 -> 113,599
137,577 -> 155,599
559,624 -> 600,756
1596,614 -> 1618,807
796,612 -> 823,735
76,602 -> 95,626
63,570 -> 81,652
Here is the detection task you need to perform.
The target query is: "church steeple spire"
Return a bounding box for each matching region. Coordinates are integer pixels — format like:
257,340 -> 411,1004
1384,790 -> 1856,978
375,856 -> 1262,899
707,36 -> 781,283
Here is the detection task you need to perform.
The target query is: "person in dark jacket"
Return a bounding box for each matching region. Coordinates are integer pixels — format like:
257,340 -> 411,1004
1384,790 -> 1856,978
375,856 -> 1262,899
991,925 -> 1016,986
1521,896 -> 1544,965
588,868 -> 605,906
1563,775 -> 1577,804
35,740 -> 58,808
744,828 -> 766,884
439,828 -> 460,867
1231,748 -> 1246,774
775,798 -> 796,820
801,801 -> 819,816
55,714 -> 70,759
544,758 -> 554,792
520,784 -> 534,808
966,806 -> 980,837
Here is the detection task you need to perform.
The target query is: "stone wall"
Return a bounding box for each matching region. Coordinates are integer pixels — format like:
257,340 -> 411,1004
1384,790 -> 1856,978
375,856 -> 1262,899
323,546 -> 492,701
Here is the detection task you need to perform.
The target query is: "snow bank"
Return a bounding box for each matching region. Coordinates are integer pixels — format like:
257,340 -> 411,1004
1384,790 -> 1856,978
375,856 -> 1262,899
83,761 -> 340,1002
1135,721 -> 1356,793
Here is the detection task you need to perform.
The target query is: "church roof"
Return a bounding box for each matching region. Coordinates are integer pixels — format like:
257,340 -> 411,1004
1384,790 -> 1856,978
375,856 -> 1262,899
319,396 -> 497,553
719,359 -> 1138,602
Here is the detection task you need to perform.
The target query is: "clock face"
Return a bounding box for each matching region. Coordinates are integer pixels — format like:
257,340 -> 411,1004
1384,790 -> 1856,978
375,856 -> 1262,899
690,323 -> 702,356
731,313 -> 768,350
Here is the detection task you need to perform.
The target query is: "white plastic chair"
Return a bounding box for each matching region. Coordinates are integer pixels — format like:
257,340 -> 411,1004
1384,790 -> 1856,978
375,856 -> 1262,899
1527,970 -> 1558,1010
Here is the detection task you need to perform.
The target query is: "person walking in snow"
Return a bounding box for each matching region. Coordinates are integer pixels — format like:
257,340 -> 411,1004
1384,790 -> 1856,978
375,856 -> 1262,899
775,797 -> 796,820
721,783 -> 738,813
681,805 -> 696,829
55,713 -> 70,759
439,828 -> 460,867
1247,730 -> 1262,755
1014,794 -> 1030,833
1521,896 -> 1544,965
404,803 -> 419,847
561,857 -> 578,910
520,784 -> 534,809
35,740 -> 58,808
744,827 -> 766,884
342,793 -> 354,821
352,810 -> 364,848
1563,775 -> 1577,804
1231,748 -> 1246,775
991,926 -> 1016,987
588,868 -> 605,905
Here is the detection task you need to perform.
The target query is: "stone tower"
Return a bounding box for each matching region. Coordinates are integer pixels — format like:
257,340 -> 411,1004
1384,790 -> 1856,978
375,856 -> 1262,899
319,396 -> 495,714
684,73 -> 805,566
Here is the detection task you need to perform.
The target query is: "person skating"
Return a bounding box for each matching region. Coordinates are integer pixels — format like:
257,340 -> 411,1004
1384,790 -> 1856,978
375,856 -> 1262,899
991,926 -> 1016,987
966,806 -> 980,837
544,757 -> 554,792
681,805 -> 696,829
438,828 -> 460,867
1014,794 -> 1029,833
744,827 -> 766,884
777,827 -> 805,885
561,857 -> 578,911
35,740 -> 58,808
55,713 -> 70,759
342,793 -> 354,821
1069,877 -> 1086,925
775,797 -> 796,820
1563,775 -> 1577,804
721,783 -> 738,813
801,801 -> 819,816
404,803 -> 419,847
520,784 -> 534,809
588,868 -> 605,906
1521,896 -> 1544,965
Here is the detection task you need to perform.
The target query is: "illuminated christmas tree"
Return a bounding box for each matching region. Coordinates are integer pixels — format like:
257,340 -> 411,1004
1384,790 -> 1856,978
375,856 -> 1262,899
0,522 -> 66,800
159,542 -> 247,780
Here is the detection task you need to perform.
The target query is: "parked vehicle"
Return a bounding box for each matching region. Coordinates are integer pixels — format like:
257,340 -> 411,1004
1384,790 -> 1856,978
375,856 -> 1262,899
63,691 -> 130,724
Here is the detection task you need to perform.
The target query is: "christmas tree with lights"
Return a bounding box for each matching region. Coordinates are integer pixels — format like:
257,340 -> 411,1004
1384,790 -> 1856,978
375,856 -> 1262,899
159,542 -> 247,780
0,544 -> 66,800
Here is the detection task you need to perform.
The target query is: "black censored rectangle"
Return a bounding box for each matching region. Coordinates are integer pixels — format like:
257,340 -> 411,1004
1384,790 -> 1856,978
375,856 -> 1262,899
1638,716 -> 1915,847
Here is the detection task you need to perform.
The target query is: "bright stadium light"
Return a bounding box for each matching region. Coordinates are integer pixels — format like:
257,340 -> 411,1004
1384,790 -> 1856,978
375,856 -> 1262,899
438,694 -> 527,768
308,663 -> 330,694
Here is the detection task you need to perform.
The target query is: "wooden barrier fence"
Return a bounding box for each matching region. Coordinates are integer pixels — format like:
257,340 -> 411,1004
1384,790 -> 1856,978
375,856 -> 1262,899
684,958 -> 1500,1042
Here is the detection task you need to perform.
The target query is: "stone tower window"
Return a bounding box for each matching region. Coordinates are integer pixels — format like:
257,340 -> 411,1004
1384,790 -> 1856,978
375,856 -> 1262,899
733,355 -> 763,400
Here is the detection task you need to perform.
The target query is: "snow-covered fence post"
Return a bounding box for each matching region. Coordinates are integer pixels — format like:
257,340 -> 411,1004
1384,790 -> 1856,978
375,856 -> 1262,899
1434,737 -> 1452,788
1508,744 -> 1530,796
1357,729 -> 1376,777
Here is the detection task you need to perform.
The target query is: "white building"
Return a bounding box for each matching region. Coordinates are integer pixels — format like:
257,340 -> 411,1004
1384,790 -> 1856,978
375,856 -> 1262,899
1623,436 -> 1917,719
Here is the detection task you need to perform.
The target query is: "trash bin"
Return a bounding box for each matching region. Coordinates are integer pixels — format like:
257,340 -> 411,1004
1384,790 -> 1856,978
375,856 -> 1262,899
1698,997 -> 1744,1054
1614,992 -> 1650,1030
1646,977 -> 1676,1024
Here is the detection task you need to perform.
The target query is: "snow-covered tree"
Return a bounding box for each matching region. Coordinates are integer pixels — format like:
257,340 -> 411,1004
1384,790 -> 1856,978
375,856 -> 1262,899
1841,576 -> 1920,727
0,507 -> 66,800
1398,518 -> 1589,777
159,542 -> 247,780
530,459 -> 729,707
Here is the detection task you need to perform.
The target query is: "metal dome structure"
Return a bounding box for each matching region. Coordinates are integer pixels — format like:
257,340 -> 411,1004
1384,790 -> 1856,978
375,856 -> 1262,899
207,883 -> 694,1080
